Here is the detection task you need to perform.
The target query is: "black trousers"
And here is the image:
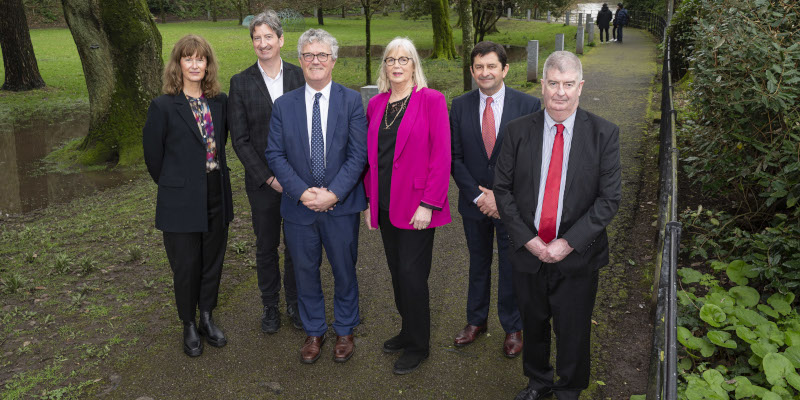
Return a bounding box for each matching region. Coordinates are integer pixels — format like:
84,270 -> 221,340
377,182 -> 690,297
163,170 -> 229,322
599,26 -> 610,42
513,265 -> 599,399
246,189 -> 297,307
379,209 -> 435,354
612,24 -> 618,39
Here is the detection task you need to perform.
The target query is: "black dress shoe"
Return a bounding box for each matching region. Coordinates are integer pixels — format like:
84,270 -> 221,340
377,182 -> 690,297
382,334 -> 406,353
392,350 -> 429,374
199,311 -> 227,347
514,386 -> 553,400
261,305 -> 280,333
286,303 -> 303,330
183,321 -> 203,357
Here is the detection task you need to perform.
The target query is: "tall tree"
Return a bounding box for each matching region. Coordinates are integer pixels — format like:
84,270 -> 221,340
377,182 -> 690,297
317,6 -> 324,25
472,0 -> 502,43
457,0 -> 474,90
360,0 -> 389,84
61,0 -> 163,166
0,0 -> 46,91
429,0 -> 456,59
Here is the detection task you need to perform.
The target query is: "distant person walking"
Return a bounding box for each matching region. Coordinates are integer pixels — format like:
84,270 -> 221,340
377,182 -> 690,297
613,3 -> 629,43
596,4 -> 613,43
143,34 -> 233,357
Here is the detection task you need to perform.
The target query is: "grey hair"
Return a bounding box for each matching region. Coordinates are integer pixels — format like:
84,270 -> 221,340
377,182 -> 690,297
542,51 -> 583,82
297,29 -> 339,60
376,37 -> 428,93
249,10 -> 283,39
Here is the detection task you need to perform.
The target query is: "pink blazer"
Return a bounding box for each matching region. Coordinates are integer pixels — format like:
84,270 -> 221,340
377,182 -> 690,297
364,86 -> 452,230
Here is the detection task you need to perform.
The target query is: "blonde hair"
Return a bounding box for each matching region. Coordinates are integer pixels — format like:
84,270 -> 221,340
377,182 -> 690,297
162,34 -> 221,98
376,37 -> 427,93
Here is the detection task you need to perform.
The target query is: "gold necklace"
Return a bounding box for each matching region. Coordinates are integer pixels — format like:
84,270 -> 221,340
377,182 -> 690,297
383,94 -> 410,129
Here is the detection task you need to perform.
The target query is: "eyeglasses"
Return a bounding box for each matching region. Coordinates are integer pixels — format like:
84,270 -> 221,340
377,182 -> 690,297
384,57 -> 411,66
301,52 -> 332,62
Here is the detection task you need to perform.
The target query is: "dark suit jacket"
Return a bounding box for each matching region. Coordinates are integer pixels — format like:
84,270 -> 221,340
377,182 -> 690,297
450,87 -> 541,220
228,60 -> 305,194
143,92 -> 234,233
596,8 -> 613,28
494,107 -> 621,277
264,82 -> 368,225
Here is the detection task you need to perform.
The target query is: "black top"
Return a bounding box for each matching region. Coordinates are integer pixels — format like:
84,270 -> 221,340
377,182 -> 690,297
378,95 -> 409,211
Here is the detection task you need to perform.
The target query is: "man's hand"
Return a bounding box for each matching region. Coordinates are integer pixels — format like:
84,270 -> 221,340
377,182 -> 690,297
540,238 -> 574,264
303,187 -> 338,212
363,206 -> 378,231
524,236 -> 548,259
477,186 -> 499,219
409,206 -> 432,230
268,177 -> 283,193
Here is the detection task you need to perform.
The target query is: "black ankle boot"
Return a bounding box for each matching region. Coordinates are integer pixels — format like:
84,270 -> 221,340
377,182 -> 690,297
183,320 -> 203,357
199,311 -> 227,347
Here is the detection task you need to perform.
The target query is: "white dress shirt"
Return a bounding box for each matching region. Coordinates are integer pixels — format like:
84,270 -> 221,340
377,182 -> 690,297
534,110 -> 577,238
304,82 -> 332,161
257,58 -> 284,101
473,84 -> 507,204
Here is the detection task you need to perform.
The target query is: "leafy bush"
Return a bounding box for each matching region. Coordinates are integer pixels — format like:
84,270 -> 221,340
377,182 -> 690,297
677,261 -> 800,398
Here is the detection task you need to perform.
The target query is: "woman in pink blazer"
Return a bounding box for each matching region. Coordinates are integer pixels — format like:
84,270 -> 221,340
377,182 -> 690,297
363,37 -> 451,374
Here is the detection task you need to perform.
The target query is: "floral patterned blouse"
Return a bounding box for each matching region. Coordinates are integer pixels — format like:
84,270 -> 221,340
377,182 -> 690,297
186,94 -> 219,172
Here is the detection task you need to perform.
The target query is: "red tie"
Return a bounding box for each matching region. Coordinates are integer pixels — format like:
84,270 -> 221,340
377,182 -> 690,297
481,97 -> 496,157
539,123 -> 565,244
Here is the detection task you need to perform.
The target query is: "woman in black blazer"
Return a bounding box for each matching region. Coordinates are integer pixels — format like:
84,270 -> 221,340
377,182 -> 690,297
143,34 -> 234,357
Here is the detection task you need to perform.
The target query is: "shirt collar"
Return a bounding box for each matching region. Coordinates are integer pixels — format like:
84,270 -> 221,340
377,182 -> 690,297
305,81 -> 333,101
257,58 -> 283,80
479,83 -> 506,104
544,108 -> 577,136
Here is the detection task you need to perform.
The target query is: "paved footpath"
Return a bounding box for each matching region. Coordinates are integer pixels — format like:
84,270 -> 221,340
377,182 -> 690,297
111,29 -> 658,399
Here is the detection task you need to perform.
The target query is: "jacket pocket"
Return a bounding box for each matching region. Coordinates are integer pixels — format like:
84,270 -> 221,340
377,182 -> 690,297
158,175 -> 185,188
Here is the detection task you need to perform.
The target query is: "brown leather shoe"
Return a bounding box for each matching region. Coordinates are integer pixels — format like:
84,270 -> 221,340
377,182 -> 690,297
300,335 -> 325,364
504,331 -> 523,358
454,324 -> 487,347
333,334 -> 355,363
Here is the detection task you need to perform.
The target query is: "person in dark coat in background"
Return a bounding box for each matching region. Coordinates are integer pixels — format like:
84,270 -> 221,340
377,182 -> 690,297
143,34 -> 234,357
596,4 -> 613,43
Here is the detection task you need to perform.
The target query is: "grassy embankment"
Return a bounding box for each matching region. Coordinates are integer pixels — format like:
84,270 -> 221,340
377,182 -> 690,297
0,15 -> 587,398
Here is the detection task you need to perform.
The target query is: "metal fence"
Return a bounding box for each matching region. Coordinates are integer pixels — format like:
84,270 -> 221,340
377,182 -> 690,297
642,3 -> 680,399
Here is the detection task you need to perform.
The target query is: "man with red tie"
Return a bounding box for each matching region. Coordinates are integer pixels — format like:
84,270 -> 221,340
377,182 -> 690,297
450,41 -> 540,358
494,51 -> 621,400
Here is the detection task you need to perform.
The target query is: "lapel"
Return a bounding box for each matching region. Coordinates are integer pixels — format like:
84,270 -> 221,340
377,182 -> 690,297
564,108 -> 588,197
530,111 -> 544,205
174,92 -> 204,144
394,86 -> 421,162
326,83 -> 341,159
465,90 -> 487,161
248,62 -> 272,105
292,88 -> 312,171
495,88 -> 517,160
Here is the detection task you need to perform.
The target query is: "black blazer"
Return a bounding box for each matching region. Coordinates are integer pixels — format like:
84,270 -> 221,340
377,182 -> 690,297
494,108 -> 621,277
596,8 -> 613,28
143,92 -> 234,233
228,60 -> 305,195
450,87 -> 541,220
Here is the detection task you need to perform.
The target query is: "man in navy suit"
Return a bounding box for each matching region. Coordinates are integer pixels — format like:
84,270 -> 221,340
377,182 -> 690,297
265,29 -> 367,365
450,41 -> 541,358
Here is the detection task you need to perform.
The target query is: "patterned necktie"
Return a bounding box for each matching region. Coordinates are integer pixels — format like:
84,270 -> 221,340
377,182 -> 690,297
481,97 -> 496,157
539,123 -> 565,244
311,92 -> 324,187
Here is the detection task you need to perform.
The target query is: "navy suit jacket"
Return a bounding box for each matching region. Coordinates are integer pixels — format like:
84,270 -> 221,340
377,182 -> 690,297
450,87 -> 541,220
265,82 -> 368,225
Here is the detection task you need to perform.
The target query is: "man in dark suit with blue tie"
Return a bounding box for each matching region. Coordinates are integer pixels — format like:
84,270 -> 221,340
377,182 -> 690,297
265,29 -> 367,365
450,41 -> 541,358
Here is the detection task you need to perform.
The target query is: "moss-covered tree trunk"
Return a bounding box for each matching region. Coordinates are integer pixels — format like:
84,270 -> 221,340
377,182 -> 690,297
61,0 -> 162,166
430,0 -> 457,59
457,0 -> 473,91
0,0 -> 46,91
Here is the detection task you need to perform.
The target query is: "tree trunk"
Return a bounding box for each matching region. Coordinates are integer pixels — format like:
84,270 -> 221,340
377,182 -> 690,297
430,0 -> 457,59
364,1 -> 372,84
236,0 -> 243,25
342,6 -> 346,18
457,0 -> 473,91
317,7 -> 324,25
0,0 -> 46,91
61,0 -> 163,166
159,0 -> 166,23
211,0 -> 217,22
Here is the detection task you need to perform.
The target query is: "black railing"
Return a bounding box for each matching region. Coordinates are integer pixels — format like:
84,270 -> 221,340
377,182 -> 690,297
644,3 -> 680,399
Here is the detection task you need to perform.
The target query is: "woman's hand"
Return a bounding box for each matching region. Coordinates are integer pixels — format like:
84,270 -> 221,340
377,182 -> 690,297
409,206 -> 432,230
364,206 -> 378,231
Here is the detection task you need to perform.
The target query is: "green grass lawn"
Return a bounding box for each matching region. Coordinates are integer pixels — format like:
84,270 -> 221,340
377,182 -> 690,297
0,14 -> 585,125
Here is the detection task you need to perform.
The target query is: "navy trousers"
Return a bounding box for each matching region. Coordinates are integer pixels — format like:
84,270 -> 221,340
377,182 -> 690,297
462,216 -> 521,333
284,212 -> 360,337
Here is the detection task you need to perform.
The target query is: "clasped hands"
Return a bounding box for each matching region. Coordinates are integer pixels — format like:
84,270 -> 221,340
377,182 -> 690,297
301,187 -> 338,212
525,236 -> 574,264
